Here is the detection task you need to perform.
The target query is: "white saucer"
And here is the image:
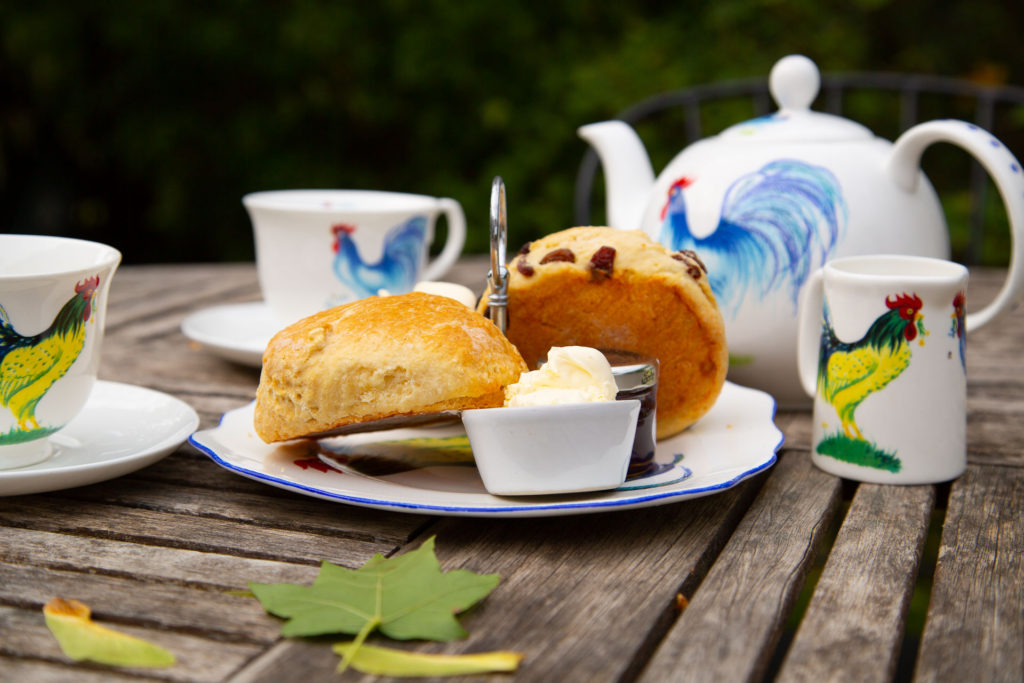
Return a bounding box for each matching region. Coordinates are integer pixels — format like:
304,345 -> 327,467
181,302 -> 282,367
0,381 -> 199,496
190,382 -> 784,518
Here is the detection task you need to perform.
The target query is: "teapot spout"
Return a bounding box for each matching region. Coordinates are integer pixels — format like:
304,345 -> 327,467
578,120 -> 655,231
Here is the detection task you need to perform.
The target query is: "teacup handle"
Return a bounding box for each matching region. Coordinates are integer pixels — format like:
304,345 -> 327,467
887,120 -> 1024,332
421,198 -> 467,282
795,269 -> 825,398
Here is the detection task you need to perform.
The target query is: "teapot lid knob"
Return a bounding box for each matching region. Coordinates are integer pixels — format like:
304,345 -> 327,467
770,54 -> 820,111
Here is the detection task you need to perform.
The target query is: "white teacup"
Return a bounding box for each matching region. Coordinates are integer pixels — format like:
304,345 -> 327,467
0,235 -> 120,469
796,254 -> 1020,484
243,190 -> 466,324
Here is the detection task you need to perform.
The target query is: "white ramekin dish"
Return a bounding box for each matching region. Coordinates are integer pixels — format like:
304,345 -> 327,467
461,399 -> 640,496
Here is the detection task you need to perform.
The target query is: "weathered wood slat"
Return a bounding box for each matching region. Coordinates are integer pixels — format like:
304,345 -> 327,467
914,465 -> 1024,682
108,266 -> 250,303
229,476 -> 765,682
0,497 -> 399,568
0,562 -> 280,642
948,269 -> 1024,470
0,660 -> 146,682
127,449 -> 281,492
0,605 -> 261,683
777,483 -> 935,683
100,336 -> 262,401
2,527 -> 319,589
101,264 -> 262,397
109,264 -> 259,311
61,478 -> 427,544
132,451 -> 247,493
637,451 -> 843,683
965,396 -> 1024,467
229,638 -> 336,683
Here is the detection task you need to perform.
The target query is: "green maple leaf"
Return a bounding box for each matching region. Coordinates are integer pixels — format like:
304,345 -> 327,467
249,536 -> 499,642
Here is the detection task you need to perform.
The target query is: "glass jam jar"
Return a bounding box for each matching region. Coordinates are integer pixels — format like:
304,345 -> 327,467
602,349 -> 658,477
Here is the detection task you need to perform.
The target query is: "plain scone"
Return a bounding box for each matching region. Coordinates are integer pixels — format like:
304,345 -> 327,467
255,292 -> 528,442
480,227 -> 728,439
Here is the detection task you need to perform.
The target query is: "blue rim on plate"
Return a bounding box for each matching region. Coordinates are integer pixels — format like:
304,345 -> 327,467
188,381 -> 784,518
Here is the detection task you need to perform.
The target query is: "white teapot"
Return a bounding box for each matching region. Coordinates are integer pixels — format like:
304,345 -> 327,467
579,54 -> 1024,406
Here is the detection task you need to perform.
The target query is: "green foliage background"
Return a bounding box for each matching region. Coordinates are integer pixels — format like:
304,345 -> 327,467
1,1 -> 1022,264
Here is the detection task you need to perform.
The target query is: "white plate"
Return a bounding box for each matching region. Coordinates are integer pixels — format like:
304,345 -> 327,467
0,381 -> 199,496
181,302 -> 281,366
189,382 -> 784,517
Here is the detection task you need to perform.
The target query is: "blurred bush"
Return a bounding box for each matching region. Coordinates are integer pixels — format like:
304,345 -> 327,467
1,0 -> 1022,264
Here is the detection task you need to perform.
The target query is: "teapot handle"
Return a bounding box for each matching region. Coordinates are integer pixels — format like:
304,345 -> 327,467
886,120 -> 1024,331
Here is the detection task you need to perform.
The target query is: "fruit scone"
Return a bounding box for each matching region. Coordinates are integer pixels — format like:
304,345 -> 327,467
481,226 -> 728,438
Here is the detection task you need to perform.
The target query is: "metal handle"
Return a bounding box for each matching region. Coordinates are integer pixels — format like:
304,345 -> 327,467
488,177 -> 509,335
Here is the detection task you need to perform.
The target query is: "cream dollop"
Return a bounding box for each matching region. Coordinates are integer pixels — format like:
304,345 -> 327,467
377,281 -> 477,310
413,281 -> 477,309
504,346 -> 618,407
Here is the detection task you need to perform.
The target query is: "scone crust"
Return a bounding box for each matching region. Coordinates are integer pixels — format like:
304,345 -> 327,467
481,227 -> 728,438
256,292 -> 527,442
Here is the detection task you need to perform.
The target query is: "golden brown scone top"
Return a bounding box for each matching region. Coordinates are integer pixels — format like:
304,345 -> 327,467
482,226 -> 728,438
255,292 -> 527,442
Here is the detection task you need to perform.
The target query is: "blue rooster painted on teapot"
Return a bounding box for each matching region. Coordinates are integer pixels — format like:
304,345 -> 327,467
657,159 -> 846,317
580,55 -> 1024,406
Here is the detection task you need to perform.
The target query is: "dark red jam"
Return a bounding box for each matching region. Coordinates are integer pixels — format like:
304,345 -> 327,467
602,349 -> 659,477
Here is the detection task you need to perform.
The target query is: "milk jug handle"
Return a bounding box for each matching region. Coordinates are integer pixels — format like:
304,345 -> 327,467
886,120 -> 1024,331
796,269 -> 825,398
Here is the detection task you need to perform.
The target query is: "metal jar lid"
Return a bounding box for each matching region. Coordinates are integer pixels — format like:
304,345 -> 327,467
601,349 -> 658,392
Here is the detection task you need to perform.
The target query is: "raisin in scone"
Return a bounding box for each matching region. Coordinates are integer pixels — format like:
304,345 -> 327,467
480,227 -> 727,438
256,292 -> 527,442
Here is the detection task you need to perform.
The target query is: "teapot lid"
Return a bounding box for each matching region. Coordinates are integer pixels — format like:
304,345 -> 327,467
719,55 -> 873,142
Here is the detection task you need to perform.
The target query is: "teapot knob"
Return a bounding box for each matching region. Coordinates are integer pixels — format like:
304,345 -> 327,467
770,54 -> 820,112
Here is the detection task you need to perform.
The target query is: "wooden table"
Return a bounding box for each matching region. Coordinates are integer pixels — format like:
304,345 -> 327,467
2,257 -> 1021,682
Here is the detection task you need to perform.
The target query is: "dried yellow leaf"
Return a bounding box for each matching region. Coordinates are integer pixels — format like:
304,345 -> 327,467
333,641 -> 522,676
43,598 -> 175,668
